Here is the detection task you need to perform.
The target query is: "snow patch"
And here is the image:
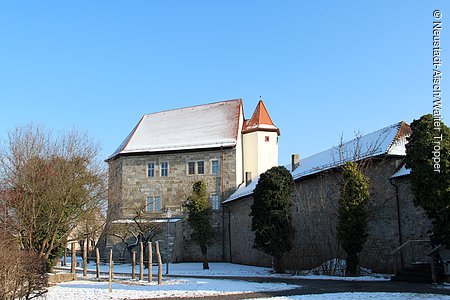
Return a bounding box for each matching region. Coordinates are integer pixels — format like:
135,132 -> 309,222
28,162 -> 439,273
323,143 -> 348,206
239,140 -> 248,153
45,277 -> 299,300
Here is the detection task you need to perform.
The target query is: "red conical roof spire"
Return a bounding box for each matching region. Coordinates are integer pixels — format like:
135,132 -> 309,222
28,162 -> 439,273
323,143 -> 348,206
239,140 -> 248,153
242,100 -> 279,135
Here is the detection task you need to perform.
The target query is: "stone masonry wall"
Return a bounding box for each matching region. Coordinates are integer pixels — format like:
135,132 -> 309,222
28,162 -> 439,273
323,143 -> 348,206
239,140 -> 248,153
224,157 -> 431,273
106,147 -> 238,262
223,195 -> 272,267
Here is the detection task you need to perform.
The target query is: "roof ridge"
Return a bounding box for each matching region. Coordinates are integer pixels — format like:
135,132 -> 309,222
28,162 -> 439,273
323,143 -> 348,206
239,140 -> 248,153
291,121 -> 406,174
143,98 -> 243,117
304,123 -> 397,157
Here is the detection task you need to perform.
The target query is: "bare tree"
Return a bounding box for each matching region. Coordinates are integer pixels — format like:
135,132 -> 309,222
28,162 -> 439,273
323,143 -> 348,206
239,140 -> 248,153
0,124 -> 107,268
108,201 -> 161,263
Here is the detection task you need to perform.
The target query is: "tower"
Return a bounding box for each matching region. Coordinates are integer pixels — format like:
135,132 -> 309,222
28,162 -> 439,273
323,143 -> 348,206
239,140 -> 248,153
242,100 -> 279,180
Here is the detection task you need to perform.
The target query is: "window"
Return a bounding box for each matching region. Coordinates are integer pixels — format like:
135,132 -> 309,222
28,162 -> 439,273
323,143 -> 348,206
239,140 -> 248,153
211,194 -> 219,210
265,136 -> 270,142
187,161 -> 205,175
197,161 -> 204,174
211,160 -> 220,175
147,196 -> 161,213
188,162 -> 195,175
161,162 -> 168,177
147,163 -> 155,177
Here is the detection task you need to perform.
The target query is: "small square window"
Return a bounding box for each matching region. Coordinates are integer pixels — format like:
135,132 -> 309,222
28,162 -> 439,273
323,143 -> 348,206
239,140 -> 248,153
188,162 -> 195,175
265,136 -> 270,142
211,194 -> 219,210
161,162 -> 168,177
197,161 -> 205,174
147,196 -> 161,213
147,163 -> 155,177
211,160 -> 220,175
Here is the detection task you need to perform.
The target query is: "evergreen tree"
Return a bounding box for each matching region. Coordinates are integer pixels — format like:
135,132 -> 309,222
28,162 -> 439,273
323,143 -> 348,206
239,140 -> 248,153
185,181 -> 214,269
250,166 -> 294,273
405,114 -> 450,247
337,162 -> 370,276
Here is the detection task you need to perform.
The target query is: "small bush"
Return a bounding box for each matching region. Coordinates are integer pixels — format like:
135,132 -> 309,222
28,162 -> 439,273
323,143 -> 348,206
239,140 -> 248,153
0,234 -> 48,300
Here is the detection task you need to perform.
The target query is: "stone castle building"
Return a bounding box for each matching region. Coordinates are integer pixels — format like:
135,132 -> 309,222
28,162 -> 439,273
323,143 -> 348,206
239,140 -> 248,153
103,98 -> 434,274
104,99 -> 280,262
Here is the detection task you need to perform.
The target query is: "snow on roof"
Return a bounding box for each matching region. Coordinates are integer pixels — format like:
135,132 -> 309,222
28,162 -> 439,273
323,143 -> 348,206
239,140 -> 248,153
108,99 -> 243,160
223,176 -> 259,204
290,121 -> 411,180
390,164 -> 411,179
112,218 -> 182,224
224,121 -> 411,203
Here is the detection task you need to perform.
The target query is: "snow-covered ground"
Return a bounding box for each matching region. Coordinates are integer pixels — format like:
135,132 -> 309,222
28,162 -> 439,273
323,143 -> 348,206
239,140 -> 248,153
45,280 -> 450,300
50,259 -> 450,299
59,258 -> 390,281
253,293 -> 450,300
46,277 -> 297,299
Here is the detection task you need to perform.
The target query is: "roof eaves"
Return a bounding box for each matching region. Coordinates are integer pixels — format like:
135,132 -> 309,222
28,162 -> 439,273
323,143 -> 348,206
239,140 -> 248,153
386,121 -> 412,155
106,116 -> 144,161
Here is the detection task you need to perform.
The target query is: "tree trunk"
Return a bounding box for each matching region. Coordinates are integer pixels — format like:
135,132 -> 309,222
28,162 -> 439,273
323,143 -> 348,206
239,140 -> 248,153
273,256 -> 284,273
200,244 -> 209,270
346,251 -> 358,276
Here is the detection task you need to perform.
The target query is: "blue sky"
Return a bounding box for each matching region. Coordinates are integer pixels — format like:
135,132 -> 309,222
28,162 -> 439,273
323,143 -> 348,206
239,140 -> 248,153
0,1 -> 448,165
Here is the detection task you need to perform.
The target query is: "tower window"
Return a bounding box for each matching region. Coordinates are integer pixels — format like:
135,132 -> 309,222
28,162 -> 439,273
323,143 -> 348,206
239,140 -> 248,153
265,136 -> 270,142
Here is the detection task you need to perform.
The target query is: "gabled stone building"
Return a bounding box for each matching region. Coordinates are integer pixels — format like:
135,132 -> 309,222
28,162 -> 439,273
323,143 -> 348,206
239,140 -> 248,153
104,99 -> 280,262
222,122 -> 431,273
103,98 -> 435,274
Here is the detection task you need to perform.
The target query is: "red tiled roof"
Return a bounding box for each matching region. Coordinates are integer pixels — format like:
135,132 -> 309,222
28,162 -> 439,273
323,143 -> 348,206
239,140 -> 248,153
242,100 -> 279,135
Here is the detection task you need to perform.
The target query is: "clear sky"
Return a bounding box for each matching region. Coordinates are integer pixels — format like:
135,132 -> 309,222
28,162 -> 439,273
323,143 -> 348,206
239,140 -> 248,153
0,1 -> 448,165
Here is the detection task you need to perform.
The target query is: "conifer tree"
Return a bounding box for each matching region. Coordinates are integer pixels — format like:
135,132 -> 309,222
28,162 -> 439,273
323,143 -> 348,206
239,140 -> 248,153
185,181 -> 214,269
337,161 -> 370,276
250,166 -> 294,273
405,114 -> 450,247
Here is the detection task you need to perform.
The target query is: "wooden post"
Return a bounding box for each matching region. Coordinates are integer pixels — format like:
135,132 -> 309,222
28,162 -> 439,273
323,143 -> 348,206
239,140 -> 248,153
148,242 -> 152,282
86,235 -> 90,264
71,242 -> 76,274
63,246 -> 67,266
155,241 -> 162,285
95,248 -> 100,279
139,242 -> 144,281
83,240 -> 87,277
431,257 -> 437,283
131,250 -> 136,280
108,249 -> 113,292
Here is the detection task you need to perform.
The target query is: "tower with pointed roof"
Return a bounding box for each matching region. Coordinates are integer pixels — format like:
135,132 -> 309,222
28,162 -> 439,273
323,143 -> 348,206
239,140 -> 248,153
102,98 -> 281,263
242,100 -> 279,180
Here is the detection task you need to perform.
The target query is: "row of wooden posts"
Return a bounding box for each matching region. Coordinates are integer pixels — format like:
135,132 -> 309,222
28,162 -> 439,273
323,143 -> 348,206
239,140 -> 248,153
65,241 -> 164,291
